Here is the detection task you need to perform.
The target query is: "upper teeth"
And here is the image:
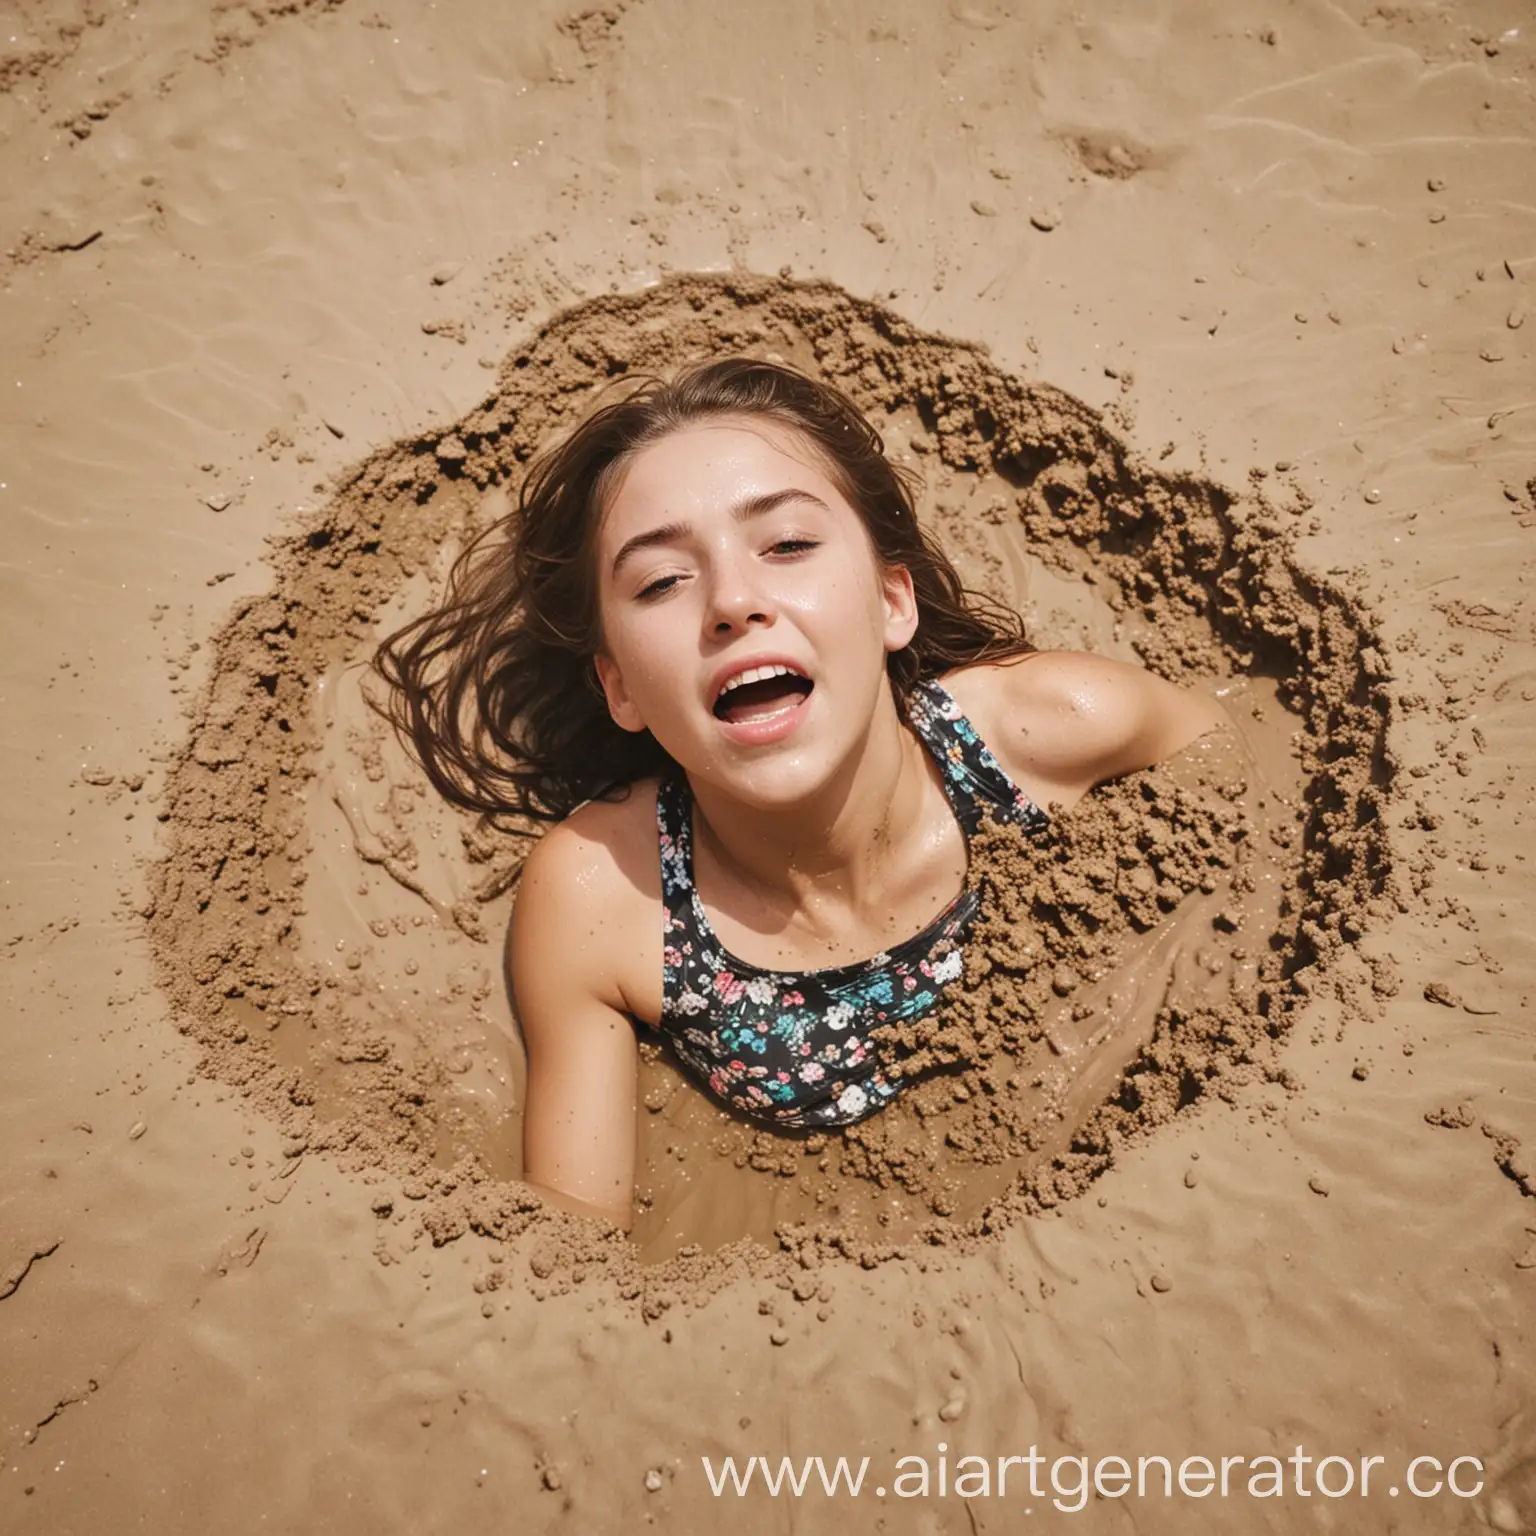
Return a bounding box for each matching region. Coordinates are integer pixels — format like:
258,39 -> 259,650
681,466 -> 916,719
717,663 -> 804,699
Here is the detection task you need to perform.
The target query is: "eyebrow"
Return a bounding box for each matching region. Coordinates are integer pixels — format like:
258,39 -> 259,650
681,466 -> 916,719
609,488 -> 831,578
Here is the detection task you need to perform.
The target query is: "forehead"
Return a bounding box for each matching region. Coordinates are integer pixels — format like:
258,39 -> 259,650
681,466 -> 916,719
598,418 -> 843,541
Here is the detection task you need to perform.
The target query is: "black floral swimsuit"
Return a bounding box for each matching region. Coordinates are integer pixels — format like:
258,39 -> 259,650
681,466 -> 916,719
654,677 -> 1050,1129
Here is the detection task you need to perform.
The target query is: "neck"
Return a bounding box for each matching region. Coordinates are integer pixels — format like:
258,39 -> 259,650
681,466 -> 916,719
687,685 -> 932,911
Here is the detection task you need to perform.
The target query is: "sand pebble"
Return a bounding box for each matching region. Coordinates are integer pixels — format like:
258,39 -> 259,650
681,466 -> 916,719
322,419 -> 346,439
541,1466 -> 562,1491
1426,176 -> 1446,192
1149,1273 -> 1171,1293
1507,308 -> 1525,330
1183,1166 -> 1199,1188
1029,208 -> 1060,232
644,1468 -> 664,1492
1363,488 -> 1381,504
430,262 -> 462,286
938,1396 -> 966,1422
1308,1176 -> 1330,1197
969,199 -> 998,218
1351,1062 -> 1370,1081
769,1328 -> 789,1346
203,492 -> 231,512
1480,346 -> 1505,363
128,1121 -> 146,1140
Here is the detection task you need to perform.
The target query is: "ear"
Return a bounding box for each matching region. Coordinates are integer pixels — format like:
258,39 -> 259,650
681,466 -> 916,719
593,652 -> 648,733
880,563 -> 919,653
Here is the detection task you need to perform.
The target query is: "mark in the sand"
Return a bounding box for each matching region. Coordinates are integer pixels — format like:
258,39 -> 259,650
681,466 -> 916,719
1,1239 -> 62,1302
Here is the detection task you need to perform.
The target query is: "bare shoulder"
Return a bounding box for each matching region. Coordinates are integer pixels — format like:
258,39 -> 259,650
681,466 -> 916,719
506,778 -> 664,1022
971,649 -> 1160,725
940,651 -> 1229,809
941,649 -> 1155,756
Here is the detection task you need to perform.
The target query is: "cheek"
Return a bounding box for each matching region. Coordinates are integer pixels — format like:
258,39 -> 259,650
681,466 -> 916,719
788,579 -> 879,643
814,564 -> 888,628
601,609 -> 683,699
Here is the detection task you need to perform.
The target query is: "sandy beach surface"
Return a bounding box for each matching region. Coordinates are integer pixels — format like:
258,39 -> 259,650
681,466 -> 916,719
2,1 -> 1533,1531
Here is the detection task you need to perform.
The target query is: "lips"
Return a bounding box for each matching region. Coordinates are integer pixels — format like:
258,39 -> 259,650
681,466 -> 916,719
707,655 -> 816,745
708,657 -> 811,713
713,684 -> 813,746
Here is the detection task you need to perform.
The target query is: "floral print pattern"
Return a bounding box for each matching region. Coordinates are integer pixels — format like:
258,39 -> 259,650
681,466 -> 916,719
655,677 -> 1049,1128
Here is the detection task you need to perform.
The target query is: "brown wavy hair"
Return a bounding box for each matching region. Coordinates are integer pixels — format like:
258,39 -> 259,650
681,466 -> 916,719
371,357 -> 1035,822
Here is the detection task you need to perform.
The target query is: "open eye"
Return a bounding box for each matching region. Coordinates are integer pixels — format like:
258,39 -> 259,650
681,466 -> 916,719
769,538 -> 819,555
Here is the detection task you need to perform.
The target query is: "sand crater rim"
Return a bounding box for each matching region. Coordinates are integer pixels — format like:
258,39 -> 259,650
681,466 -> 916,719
147,274 -> 1394,1290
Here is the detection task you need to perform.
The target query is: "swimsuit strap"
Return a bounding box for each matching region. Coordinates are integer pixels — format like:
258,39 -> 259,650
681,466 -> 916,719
903,676 -> 1048,836
655,772 -> 701,946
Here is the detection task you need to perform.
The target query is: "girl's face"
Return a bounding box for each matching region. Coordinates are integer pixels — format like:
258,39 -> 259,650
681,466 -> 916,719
592,418 -> 917,807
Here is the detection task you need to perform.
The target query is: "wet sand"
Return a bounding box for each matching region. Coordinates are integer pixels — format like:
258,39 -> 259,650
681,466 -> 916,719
2,1 -> 1534,1531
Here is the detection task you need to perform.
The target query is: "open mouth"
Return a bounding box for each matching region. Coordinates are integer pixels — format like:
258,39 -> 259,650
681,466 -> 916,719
712,664 -> 815,726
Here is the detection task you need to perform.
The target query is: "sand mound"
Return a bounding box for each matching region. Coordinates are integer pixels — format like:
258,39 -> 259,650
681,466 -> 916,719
145,273 -> 1392,1305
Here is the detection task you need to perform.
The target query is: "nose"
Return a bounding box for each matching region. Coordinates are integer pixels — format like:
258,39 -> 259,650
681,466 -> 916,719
703,545 -> 775,636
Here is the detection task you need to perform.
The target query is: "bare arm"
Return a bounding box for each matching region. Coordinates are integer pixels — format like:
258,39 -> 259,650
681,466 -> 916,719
506,824 -> 639,1230
989,650 -> 1232,812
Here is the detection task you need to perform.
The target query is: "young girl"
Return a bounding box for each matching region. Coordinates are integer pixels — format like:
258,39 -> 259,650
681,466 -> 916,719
375,358 -> 1228,1229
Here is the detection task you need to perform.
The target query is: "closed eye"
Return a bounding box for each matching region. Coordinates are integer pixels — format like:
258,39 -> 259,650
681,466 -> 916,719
636,572 -> 683,600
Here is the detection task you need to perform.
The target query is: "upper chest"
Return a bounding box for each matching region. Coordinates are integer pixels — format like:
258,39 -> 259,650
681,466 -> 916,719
686,810 -> 969,980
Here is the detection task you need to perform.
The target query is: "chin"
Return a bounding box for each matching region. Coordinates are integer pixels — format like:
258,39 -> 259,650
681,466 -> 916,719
729,754 -> 836,809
